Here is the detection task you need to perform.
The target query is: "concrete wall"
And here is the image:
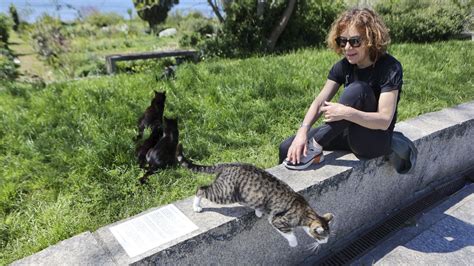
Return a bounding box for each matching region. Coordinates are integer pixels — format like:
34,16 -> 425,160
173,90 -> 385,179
12,101 -> 474,266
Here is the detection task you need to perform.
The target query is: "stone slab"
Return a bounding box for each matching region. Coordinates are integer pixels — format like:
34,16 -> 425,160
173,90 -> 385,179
11,232 -> 115,266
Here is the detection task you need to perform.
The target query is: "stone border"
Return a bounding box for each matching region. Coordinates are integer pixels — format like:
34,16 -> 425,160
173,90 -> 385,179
12,101 -> 474,265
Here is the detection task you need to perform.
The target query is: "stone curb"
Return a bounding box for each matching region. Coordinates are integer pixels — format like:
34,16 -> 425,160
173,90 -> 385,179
12,101 -> 474,265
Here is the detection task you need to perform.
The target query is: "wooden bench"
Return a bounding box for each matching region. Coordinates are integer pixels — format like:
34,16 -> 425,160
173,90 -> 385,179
460,31 -> 474,41
105,49 -> 199,74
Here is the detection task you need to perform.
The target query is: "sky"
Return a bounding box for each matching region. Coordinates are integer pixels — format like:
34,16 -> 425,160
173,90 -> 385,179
0,0 -> 216,22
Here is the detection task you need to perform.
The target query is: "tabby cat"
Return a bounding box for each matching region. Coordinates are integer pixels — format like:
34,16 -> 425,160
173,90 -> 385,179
135,90 -> 166,141
176,144 -> 334,247
139,117 -> 179,184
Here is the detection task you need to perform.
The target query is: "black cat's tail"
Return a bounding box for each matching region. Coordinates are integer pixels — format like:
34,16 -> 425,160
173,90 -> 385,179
176,143 -> 221,174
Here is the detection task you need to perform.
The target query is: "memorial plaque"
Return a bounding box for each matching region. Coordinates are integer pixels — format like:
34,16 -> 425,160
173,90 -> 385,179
110,204 -> 198,257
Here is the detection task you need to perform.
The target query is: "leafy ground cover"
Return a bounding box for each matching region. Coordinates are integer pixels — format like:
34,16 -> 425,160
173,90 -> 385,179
0,40 -> 473,264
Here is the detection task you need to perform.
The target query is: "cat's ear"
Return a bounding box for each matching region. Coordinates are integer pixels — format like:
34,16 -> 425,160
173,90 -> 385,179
322,213 -> 334,224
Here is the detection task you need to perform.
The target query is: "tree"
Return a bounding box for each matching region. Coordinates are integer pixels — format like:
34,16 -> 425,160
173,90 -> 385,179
207,0 -> 297,52
9,3 -> 20,31
201,0 -> 345,57
133,0 -> 179,32
207,0 -> 224,23
266,0 -> 296,51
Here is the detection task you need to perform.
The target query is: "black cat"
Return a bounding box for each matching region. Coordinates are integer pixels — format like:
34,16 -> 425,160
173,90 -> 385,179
135,125 -> 163,169
139,117 -> 180,184
135,90 -> 166,141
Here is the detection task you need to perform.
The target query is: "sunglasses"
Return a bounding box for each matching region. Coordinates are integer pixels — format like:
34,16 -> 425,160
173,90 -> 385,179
335,36 -> 362,48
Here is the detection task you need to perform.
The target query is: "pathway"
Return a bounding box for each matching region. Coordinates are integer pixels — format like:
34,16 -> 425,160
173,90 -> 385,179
355,183 -> 474,265
8,30 -> 54,82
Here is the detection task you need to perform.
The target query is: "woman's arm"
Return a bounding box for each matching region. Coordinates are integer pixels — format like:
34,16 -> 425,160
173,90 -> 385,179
286,79 -> 340,164
321,89 -> 399,130
300,80 -> 341,127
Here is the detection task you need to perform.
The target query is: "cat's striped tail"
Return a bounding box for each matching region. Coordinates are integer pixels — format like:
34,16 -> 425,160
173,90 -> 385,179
176,143 -> 221,174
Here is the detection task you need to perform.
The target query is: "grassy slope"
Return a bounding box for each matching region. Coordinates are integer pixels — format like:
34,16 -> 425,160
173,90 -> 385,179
0,40 -> 473,264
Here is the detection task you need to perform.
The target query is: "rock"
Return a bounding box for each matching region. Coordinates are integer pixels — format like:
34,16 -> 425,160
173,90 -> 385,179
159,28 -> 177,37
117,24 -> 129,33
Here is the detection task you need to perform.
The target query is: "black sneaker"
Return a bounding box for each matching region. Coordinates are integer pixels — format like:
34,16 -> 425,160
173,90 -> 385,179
283,139 -> 324,170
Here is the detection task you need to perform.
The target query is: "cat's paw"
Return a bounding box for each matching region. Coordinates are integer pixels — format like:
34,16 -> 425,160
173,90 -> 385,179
193,206 -> 203,213
317,238 -> 328,244
288,239 -> 298,247
255,209 -> 263,218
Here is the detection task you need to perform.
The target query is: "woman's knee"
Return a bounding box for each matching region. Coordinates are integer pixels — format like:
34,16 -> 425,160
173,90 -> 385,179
348,80 -> 371,92
341,81 -> 371,99
339,81 -> 376,111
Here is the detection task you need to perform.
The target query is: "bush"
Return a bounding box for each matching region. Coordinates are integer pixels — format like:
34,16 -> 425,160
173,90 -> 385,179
178,12 -> 215,36
375,0 -> 472,42
204,1 -> 270,57
0,14 -> 12,44
73,55 -> 106,77
30,15 -> 69,67
174,12 -> 216,48
115,58 -> 170,75
200,0 -> 345,58
179,32 -> 202,47
0,53 -> 18,81
84,11 -> 125,28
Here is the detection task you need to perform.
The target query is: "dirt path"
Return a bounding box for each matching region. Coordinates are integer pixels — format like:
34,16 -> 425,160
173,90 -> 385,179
9,31 -> 54,82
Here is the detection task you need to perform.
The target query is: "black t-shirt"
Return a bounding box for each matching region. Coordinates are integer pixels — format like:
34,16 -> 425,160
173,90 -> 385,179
327,53 -> 403,131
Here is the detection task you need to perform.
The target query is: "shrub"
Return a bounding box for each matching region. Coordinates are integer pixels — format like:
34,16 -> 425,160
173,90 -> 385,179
0,15 -> 17,81
30,15 -> 69,67
375,0 -> 471,42
84,11 -> 125,28
0,14 -> 11,44
115,58 -> 170,75
278,1 -> 346,51
73,55 -> 106,77
0,53 -> 18,81
178,12 -> 216,35
179,32 -> 202,47
200,0 -> 345,58
174,12 -> 217,49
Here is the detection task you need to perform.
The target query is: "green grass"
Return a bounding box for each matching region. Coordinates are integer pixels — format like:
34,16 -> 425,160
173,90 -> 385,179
1,40 -> 473,264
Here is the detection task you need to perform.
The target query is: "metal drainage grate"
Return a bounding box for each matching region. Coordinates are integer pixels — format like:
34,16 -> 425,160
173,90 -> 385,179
316,177 -> 468,266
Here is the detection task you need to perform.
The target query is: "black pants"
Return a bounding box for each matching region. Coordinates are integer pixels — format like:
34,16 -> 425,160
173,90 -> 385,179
279,81 -> 392,163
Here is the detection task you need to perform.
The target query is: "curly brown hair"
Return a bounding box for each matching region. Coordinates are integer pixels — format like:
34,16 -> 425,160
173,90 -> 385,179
327,8 -> 390,62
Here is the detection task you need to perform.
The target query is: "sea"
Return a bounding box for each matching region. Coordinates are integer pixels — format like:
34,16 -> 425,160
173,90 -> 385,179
0,0 -> 215,22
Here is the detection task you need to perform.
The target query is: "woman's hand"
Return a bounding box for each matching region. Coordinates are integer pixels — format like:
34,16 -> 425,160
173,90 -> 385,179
320,101 -> 350,122
286,129 -> 308,164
